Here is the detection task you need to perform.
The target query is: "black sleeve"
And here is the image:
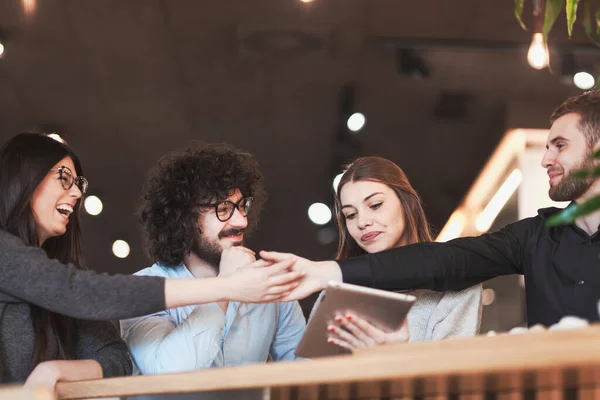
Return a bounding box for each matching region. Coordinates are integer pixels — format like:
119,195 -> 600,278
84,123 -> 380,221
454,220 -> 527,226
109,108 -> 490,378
72,319 -> 132,378
338,216 -> 537,291
0,229 -> 166,320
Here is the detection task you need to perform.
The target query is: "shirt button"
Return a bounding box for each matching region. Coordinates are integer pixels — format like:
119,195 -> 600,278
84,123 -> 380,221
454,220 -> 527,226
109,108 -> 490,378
577,280 -> 585,285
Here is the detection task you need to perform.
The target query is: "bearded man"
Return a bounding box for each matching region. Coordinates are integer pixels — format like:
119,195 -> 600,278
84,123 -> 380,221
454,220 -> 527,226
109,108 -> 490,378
121,144 -> 305,374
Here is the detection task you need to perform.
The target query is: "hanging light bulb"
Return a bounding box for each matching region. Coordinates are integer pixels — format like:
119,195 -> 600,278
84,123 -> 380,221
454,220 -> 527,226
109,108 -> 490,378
527,33 -> 549,70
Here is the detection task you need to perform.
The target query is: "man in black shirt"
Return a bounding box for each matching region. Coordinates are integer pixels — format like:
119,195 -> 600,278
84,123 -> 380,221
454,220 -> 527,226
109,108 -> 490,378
262,90 -> 600,327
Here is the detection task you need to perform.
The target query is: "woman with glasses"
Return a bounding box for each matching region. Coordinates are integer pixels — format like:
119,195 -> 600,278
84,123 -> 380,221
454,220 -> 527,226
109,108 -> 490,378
0,133 -> 303,386
310,157 -> 481,350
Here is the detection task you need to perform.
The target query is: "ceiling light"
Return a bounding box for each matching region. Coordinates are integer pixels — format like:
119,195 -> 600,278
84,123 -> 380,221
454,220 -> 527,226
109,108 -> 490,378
46,133 -> 65,143
527,33 -> 549,70
112,240 -> 130,259
22,0 -> 35,15
436,210 -> 466,242
84,195 -> 103,216
347,112 -> 366,132
573,71 -> 595,90
476,169 -> 522,233
308,202 -> 332,225
332,173 -> 344,193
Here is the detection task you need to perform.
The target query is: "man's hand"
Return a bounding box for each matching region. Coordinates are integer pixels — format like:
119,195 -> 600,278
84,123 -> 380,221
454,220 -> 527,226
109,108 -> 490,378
219,246 -> 256,277
259,251 -> 342,301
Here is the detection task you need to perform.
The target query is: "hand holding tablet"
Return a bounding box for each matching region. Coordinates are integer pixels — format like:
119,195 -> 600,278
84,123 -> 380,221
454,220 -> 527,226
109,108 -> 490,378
295,281 -> 415,358
327,314 -> 410,351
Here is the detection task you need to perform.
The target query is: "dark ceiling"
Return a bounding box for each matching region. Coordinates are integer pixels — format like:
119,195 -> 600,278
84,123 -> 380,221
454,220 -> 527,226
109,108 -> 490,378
0,0 -> 598,275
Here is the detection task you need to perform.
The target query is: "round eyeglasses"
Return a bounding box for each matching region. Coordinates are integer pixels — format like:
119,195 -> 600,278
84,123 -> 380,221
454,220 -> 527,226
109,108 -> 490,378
53,165 -> 89,195
198,197 -> 253,222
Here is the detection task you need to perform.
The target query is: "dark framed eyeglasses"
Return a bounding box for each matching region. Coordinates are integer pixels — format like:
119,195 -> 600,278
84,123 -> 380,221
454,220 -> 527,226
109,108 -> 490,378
198,197 -> 253,222
53,165 -> 89,195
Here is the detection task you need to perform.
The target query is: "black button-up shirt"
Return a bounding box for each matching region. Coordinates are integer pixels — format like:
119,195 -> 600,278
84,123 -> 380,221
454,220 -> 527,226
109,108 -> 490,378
338,206 -> 600,326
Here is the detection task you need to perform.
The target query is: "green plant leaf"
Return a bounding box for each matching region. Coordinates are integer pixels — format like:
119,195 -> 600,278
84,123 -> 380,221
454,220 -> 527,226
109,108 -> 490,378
544,0 -> 565,39
593,148 -> 600,158
566,0 -> 580,37
572,165 -> 600,178
515,0 -> 528,30
582,0 -> 600,45
546,194 -> 600,226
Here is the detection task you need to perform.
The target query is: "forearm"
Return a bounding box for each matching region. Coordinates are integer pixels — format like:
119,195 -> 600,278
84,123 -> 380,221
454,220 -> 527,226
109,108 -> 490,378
126,310 -> 225,374
164,277 -> 229,309
38,360 -> 103,383
0,230 -> 166,320
340,239 -> 522,292
58,360 -> 103,381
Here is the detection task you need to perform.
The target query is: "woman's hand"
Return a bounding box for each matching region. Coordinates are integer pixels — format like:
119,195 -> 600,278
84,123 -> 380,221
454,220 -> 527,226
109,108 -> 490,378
222,257 -> 306,303
259,251 -> 342,301
327,314 -> 409,351
25,361 -> 61,389
25,360 -> 103,389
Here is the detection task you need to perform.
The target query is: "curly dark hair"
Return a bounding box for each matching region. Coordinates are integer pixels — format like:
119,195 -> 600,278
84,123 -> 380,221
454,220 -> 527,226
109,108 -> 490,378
139,143 -> 266,267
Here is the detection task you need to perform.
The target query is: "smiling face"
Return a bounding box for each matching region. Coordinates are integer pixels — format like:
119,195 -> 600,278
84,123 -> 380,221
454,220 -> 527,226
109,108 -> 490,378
31,156 -> 83,245
192,188 -> 249,268
339,180 -> 408,254
542,113 -> 595,202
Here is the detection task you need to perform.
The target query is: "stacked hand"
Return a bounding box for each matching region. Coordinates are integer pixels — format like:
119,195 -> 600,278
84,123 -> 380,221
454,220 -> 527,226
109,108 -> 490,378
222,256 -> 306,303
327,314 -> 410,351
259,251 -> 342,301
218,246 -> 256,277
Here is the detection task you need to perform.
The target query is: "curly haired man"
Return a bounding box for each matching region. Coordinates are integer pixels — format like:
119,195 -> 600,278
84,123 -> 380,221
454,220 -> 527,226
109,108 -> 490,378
120,143 -> 305,374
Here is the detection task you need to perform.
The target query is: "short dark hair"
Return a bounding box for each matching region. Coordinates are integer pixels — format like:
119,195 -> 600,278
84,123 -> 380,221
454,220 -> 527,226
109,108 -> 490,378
550,90 -> 600,149
139,143 -> 266,267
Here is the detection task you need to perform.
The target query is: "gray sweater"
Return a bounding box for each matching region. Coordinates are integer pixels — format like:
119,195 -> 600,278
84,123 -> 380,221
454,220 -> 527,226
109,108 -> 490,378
0,230 -> 166,383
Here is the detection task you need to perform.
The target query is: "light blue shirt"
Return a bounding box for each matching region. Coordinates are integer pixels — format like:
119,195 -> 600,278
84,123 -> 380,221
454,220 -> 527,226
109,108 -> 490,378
120,263 -> 306,375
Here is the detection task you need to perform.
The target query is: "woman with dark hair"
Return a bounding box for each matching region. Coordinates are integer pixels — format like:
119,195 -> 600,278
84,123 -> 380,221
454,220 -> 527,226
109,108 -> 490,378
312,157 -> 481,350
0,133 -> 303,385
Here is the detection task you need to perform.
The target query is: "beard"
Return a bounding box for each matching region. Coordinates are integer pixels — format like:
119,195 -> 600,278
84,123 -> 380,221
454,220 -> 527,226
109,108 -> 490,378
549,149 -> 594,202
190,228 -> 245,273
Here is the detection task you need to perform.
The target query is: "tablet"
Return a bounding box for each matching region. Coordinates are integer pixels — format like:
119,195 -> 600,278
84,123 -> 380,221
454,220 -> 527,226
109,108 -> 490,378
295,281 -> 416,359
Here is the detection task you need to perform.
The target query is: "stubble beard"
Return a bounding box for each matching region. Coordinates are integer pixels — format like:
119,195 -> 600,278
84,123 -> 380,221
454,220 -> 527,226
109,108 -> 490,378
549,149 -> 594,202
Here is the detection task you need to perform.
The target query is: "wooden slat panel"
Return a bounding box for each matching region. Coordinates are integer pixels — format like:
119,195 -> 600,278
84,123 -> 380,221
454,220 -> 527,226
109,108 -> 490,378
536,389 -> 563,400
54,326 -> 600,400
460,393 -> 485,400
324,382 -> 349,400
496,391 -> 522,400
579,386 -> 600,400
297,384 -> 319,400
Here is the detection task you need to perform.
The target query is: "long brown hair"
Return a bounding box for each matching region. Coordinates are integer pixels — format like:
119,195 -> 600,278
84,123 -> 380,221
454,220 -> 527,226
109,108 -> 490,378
0,133 -> 84,368
334,156 -> 433,259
